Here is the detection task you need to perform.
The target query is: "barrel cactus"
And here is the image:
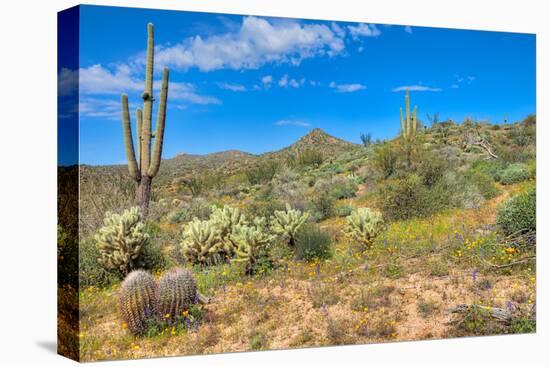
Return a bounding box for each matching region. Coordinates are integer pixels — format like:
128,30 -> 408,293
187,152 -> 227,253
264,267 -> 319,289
95,207 -> 149,275
344,208 -> 384,248
119,270 -> 158,335
180,219 -> 222,265
158,268 -> 209,321
270,204 -> 309,247
232,217 -> 274,274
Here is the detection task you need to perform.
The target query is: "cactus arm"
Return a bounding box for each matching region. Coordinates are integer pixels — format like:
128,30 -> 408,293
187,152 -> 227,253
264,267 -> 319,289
405,89 -> 410,137
121,94 -> 140,181
147,67 -> 169,177
400,107 -> 405,136
413,106 -> 418,134
136,109 -> 142,170
141,22 -> 155,175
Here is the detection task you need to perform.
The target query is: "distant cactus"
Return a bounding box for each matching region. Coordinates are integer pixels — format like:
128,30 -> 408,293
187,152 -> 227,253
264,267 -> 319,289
119,270 -> 158,335
400,89 -> 418,139
95,207 -> 149,275
270,204 -> 309,247
157,268 -> 209,321
121,23 -> 170,217
180,219 -> 222,266
344,208 -> 384,248
232,217 -> 274,274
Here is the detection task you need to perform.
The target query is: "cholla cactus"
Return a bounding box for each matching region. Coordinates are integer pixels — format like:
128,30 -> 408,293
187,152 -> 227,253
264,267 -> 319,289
157,268 -> 209,321
344,208 -> 384,248
270,204 -> 309,247
95,207 -> 149,275
119,270 -> 158,335
232,217 -> 274,274
209,205 -> 247,256
180,219 -> 222,265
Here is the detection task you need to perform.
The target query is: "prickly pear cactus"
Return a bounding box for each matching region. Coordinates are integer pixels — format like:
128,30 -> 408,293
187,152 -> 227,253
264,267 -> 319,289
157,268 -> 198,321
344,207 -> 384,248
95,207 -> 149,275
180,219 -> 222,265
270,204 -> 309,247
119,270 -> 158,335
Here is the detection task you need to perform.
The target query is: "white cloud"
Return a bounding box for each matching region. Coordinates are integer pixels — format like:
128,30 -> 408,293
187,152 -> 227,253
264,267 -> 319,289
347,23 -> 381,39
79,64 -> 220,105
79,97 -> 132,120
155,16 -> 345,71
274,119 -> 311,127
278,74 -> 289,87
58,68 -> 78,97
404,26 -> 413,34
451,84 -> 459,89
392,85 -> 442,92
261,75 -> 273,84
330,81 -> 366,93
217,82 -> 246,92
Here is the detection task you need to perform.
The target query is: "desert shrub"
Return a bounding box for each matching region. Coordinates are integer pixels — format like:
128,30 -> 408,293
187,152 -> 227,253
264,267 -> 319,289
79,238 -> 121,288
336,204 -> 354,217
344,207 -> 384,248
466,170 -> 500,199
245,199 -> 286,220
308,191 -> 336,221
380,175 -> 429,221
135,239 -> 167,272
360,132 -> 373,147
329,177 -> 357,199
497,187 -> 536,236
469,159 -> 507,181
245,160 -> 279,185
288,149 -> 324,168
169,198 -> 212,224
57,226 -> 79,287
500,163 -> 531,185
373,143 -> 398,178
430,171 -> 484,210
271,167 -> 307,208
295,223 -> 332,261
415,152 -> 448,187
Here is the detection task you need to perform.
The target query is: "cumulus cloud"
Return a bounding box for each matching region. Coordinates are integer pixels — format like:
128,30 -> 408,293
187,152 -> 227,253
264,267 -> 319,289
155,16 -> 345,71
261,75 -> 273,84
58,68 -> 79,97
217,82 -> 246,92
329,81 -> 366,93
392,85 -> 442,92
347,23 -> 381,39
274,119 -> 311,127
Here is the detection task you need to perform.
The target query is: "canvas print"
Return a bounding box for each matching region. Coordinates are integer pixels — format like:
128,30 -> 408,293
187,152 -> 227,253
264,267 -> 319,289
58,5 -> 536,362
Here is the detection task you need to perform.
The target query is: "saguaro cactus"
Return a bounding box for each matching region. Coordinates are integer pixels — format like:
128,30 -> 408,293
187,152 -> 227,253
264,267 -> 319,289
121,23 -> 169,217
400,89 -> 418,139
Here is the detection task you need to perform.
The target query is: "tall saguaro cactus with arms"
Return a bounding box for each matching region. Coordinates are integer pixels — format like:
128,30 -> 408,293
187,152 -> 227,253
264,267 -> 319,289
121,23 -> 169,217
399,89 -> 418,139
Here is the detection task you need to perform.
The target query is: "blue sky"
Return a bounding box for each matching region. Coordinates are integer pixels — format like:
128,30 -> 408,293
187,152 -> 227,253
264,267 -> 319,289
59,5 -> 535,165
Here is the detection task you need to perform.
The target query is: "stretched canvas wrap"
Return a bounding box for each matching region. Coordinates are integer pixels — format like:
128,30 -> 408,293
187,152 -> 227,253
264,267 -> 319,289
58,4 -> 537,362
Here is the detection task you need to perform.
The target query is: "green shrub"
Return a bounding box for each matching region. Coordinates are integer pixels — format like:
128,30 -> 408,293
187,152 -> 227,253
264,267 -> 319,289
415,152 -> 448,187
497,187 -> 536,236
380,175 -> 429,221
336,204 -> 354,217
79,238 -> 121,288
245,199 -> 286,220
429,172 -> 484,210
57,226 -> 79,287
245,160 -> 279,185
295,223 -> 332,261
467,171 -> 500,199
308,191 -> 335,221
288,149 -> 324,168
330,178 -> 357,199
469,159 -> 507,181
373,143 -> 398,178
500,163 -> 531,185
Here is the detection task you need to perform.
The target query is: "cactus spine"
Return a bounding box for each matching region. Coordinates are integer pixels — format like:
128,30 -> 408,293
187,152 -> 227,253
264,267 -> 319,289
158,268 -> 199,321
121,23 -> 169,217
400,89 -> 418,139
270,204 -> 309,247
95,207 -> 149,275
119,270 -> 159,335
344,208 -> 384,249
